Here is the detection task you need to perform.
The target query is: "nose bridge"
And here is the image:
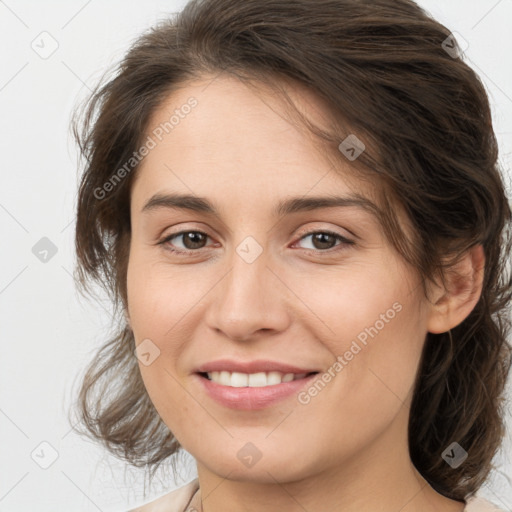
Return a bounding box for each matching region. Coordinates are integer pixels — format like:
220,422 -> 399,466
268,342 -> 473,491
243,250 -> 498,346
206,236 -> 289,340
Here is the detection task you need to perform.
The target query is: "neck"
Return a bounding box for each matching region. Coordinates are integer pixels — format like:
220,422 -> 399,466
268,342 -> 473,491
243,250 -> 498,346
193,407 -> 465,512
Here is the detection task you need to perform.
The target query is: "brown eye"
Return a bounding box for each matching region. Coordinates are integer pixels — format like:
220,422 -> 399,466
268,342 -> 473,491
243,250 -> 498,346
160,230 -> 211,252
296,230 -> 354,252
310,233 -> 338,250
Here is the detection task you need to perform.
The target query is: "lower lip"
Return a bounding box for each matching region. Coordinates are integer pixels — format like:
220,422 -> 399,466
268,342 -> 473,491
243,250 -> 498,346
195,373 -> 318,410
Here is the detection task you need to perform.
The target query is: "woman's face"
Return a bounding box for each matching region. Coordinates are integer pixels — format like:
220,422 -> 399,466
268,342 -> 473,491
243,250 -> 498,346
126,74 -> 431,483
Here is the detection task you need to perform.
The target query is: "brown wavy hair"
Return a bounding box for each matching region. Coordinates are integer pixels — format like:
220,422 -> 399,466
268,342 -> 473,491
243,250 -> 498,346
70,0 -> 512,500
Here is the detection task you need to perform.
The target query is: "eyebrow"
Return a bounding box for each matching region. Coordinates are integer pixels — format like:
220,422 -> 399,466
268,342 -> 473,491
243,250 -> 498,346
141,192 -> 381,221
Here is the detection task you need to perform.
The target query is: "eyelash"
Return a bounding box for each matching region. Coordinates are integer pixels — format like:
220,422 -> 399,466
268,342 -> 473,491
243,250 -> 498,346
157,229 -> 355,256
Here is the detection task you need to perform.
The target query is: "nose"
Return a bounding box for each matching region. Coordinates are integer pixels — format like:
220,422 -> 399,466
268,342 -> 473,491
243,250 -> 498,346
204,247 -> 291,342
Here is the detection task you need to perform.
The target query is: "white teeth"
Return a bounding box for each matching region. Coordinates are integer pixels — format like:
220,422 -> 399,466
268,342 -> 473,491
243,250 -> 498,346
266,371 -> 283,385
248,372 -> 267,387
206,370 -> 309,387
231,372 -> 248,387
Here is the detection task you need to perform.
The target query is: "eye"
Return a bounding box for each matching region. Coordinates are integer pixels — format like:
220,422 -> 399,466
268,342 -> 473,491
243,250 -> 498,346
158,230 -> 213,253
294,230 -> 354,253
158,228 -> 354,256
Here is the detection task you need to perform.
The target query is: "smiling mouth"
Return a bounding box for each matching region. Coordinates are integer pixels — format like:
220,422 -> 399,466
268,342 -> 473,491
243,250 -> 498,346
199,370 -> 319,387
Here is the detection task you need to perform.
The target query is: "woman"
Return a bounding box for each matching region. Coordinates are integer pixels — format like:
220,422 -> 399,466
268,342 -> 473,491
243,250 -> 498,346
71,0 -> 512,511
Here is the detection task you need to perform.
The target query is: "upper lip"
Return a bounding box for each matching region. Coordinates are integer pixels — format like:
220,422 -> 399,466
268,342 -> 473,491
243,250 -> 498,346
195,359 -> 320,375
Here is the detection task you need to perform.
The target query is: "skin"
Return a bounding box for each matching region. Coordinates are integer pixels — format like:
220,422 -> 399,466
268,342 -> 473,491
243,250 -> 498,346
126,73 -> 484,512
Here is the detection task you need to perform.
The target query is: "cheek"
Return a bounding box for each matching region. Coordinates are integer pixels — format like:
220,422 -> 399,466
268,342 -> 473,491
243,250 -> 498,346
127,252 -> 198,344
137,361 -> 199,451
294,262 -> 427,412
290,287 -> 426,464
286,259 -> 421,352
126,255 -> 211,444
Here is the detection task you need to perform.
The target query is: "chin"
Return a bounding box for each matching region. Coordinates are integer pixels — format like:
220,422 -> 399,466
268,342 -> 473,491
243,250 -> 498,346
195,443 -> 318,484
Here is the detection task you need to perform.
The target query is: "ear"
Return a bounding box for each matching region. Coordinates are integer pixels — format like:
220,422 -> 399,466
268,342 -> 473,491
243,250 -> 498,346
426,244 -> 485,334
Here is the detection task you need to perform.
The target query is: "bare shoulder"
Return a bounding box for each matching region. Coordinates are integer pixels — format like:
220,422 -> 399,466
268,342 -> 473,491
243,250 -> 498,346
128,479 -> 200,512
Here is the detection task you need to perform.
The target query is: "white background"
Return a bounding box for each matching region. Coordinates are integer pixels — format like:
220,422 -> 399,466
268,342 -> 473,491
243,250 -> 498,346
0,1 -> 511,510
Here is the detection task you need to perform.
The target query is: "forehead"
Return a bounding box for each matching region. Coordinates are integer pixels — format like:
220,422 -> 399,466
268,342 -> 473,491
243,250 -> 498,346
132,73 -> 376,209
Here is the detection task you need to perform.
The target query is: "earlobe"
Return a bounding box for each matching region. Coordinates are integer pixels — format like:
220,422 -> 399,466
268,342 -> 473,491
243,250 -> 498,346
426,244 -> 485,334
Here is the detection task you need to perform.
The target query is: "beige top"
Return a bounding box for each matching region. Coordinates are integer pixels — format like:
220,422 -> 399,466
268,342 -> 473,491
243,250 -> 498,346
128,478 -> 507,512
